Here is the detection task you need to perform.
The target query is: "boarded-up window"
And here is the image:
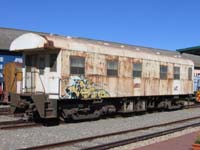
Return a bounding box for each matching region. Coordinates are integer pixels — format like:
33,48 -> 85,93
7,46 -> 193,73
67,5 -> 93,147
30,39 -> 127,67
133,63 -> 142,78
107,60 -> 118,76
70,56 -> 85,75
174,67 -> 180,80
50,54 -> 57,72
160,65 -> 168,80
188,67 -> 192,80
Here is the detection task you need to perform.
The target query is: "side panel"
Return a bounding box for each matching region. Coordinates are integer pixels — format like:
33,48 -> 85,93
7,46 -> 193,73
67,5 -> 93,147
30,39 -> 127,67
172,80 -> 181,94
60,50 -> 194,98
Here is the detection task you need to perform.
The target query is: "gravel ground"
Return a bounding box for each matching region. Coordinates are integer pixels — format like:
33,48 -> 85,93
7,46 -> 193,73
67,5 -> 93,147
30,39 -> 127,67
0,108 -> 200,150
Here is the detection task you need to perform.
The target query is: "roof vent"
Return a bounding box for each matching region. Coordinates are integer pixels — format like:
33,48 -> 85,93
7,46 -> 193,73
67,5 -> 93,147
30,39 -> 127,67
67,36 -> 72,39
136,48 -> 140,51
156,52 -> 160,55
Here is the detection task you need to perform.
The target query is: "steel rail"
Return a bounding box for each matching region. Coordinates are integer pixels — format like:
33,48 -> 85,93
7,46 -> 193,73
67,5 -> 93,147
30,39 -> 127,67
186,104 -> 200,109
0,112 -> 11,115
0,119 -> 26,126
0,119 -> 41,130
17,116 -> 200,150
0,122 -> 40,130
84,122 -> 200,150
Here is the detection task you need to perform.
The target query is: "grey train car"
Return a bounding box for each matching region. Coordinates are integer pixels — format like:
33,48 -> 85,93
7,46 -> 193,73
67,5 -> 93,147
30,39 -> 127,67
9,33 -> 194,122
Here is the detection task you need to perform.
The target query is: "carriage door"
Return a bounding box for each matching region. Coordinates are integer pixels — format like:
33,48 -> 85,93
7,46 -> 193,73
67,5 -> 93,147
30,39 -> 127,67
36,55 -> 47,93
25,55 -> 36,93
48,53 -> 59,99
35,53 -> 59,98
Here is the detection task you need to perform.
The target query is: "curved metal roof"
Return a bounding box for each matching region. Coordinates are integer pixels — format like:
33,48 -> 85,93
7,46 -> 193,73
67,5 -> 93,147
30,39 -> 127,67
10,33 -> 194,66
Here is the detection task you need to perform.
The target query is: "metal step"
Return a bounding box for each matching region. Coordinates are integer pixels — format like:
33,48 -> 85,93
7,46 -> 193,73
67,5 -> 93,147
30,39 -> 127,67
45,108 -> 55,117
31,95 -> 57,119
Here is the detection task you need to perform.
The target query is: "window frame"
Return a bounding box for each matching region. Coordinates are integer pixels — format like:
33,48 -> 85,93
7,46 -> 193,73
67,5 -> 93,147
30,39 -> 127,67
160,65 -> 168,80
173,66 -> 180,80
38,55 -> 45,75
107,60 -> 118,76
70,56 -> 85,75
188,67 -> 192,80
49,54 -> 58,72
132,63 -> 142,78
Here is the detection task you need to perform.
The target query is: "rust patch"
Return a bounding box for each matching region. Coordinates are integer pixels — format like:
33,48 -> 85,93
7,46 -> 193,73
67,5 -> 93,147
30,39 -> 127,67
134,83 -> 140,88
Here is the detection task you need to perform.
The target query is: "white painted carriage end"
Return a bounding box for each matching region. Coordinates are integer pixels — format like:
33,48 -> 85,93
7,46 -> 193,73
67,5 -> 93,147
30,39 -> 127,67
10,33 -> 48,51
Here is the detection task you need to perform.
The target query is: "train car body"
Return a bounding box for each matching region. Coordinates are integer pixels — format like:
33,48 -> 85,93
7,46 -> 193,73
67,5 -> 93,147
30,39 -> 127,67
193,69 -> 200,102
9,33 -> 194,122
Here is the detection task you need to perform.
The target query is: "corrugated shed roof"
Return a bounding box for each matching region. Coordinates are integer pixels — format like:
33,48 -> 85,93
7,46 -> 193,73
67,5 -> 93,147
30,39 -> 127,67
177,46 -> 200,55
0,28 -> 28,50
181,53 -> 200,68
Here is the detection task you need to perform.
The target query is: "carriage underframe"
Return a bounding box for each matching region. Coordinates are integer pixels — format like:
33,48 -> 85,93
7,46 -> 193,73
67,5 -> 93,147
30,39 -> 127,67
9,92 -> 193,123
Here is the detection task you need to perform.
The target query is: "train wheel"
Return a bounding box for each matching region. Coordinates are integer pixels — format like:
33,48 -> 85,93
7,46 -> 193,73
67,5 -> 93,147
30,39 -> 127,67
32,111 -> 42,123
59,111 -> 65,122
43,118 -> 59,126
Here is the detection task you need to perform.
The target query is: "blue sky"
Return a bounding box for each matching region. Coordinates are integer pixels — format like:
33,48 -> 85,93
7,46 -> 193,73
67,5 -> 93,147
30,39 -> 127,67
1,0 -> 200,50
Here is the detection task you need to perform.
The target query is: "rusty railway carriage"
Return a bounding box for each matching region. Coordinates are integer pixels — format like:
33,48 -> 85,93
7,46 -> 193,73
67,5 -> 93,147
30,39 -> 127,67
9,33 -> 194,122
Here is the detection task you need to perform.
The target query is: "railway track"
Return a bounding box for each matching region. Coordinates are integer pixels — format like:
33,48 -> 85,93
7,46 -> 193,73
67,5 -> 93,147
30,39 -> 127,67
186,103 -> 200,109
0,105 -> 10,115
0,119 -> 26,126
85,123 -> 200,150
0,103 -> 199,131
0,103 -> 198,131
0,112 -> 11,115
0,122 -> 40,130
0,119 -> 41,130
17,116 -> 200,150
